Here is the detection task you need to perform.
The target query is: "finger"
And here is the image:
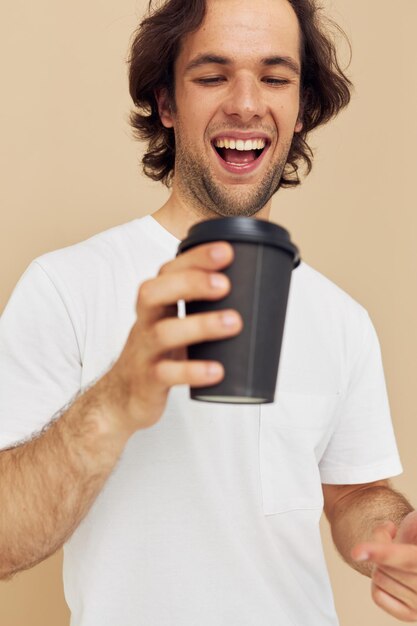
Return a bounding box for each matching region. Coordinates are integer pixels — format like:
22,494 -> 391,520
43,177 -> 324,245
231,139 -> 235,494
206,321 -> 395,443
372,521 -> 397,543
397,512 -> 417,545
161,242 -> 234,275
380,564 -> 417,583
372,527 -> 395,545
137,268 -> 231,325
151,358 -> 225,389
147,310 -> 243,358
373,566 -> 417,610
372,580 -> 417,622
352,542 -> 417,572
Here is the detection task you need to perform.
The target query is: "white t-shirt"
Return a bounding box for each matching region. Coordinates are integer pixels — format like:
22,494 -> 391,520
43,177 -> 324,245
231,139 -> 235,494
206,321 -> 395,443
0,215 -> 403,626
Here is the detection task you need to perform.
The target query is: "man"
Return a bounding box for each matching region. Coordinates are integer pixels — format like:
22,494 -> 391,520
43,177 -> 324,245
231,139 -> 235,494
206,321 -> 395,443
0,0 -> 416,624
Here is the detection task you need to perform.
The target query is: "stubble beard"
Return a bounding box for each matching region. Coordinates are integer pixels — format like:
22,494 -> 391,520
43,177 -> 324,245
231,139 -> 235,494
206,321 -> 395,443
174,132 -> 292,219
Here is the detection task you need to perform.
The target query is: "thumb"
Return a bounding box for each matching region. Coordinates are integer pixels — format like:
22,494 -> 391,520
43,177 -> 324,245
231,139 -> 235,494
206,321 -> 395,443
396,511 -> 417,545
371,521 -> 397,544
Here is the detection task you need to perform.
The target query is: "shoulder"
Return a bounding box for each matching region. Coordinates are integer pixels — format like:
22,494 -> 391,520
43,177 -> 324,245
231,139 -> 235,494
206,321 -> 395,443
35,219 -> 139,274
288,261 -> 376,368
278,261 -> 379,394
12,220 -> 147,332
30,217 -> 166,292
292,261 -> 370,328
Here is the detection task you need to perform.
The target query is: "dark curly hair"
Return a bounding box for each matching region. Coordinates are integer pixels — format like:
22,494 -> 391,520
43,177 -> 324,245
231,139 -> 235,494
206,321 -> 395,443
127,0 -> 353,188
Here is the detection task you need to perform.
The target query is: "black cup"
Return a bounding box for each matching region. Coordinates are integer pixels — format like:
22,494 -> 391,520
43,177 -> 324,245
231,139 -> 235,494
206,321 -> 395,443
177,217 -> 300,404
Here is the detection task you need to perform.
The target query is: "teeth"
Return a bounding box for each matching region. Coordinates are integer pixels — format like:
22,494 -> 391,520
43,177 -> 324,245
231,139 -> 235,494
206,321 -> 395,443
214,137 -> 266,151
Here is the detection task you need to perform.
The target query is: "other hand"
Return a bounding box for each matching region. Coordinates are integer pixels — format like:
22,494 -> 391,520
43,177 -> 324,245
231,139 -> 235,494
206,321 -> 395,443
352,510 -> 417,622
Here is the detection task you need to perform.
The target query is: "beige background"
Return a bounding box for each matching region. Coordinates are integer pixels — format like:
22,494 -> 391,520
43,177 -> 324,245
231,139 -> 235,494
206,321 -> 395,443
0,0 -> 416,624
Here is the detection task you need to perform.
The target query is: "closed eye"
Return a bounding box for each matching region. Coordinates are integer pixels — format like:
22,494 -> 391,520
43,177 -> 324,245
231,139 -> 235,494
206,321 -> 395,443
262,78 -> 290,86
194,77 -> 226,85
194,77 -> 290,87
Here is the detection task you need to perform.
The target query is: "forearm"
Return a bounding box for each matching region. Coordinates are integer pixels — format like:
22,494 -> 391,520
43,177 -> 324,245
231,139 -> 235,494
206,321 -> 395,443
330,485 -> 414,577
0,375 -> 131,581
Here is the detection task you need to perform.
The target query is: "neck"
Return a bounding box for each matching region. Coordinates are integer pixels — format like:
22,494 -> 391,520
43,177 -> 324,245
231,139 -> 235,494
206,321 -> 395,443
151,183 -> 272,242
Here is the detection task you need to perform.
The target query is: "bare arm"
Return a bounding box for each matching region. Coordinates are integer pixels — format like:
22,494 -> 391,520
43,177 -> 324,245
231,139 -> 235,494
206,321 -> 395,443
323,480 -> 414,577
0,241 -> 241,581
0,377 -> 131,580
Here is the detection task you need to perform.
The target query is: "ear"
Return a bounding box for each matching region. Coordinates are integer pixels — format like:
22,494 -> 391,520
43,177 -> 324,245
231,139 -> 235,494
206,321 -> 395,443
295,117 -> 303,133
294,97 -> 305,133
155,87 -> 174,128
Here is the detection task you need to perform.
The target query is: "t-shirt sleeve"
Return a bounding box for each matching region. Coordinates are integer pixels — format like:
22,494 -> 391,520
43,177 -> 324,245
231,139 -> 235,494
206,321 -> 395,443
319,311 -> 403,484
0,261 -> 82,450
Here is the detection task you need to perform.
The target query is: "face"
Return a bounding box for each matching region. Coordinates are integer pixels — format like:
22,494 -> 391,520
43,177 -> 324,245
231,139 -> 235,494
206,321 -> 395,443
157,0 -> 303,218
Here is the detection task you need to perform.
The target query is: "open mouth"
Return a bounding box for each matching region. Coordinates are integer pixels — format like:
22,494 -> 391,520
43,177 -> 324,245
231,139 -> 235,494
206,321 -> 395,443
211,137 -> 269,168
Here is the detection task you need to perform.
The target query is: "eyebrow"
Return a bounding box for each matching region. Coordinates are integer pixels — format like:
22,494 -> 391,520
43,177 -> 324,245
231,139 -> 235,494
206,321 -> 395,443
184,53 -> 301,76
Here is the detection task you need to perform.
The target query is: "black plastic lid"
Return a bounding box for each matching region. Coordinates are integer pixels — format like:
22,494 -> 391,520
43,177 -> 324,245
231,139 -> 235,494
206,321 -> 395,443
177,217 -> 300,267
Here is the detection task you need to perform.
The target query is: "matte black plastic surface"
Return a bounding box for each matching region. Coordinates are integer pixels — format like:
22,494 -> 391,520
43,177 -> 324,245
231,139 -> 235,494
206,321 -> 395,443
177,217 -> 300,404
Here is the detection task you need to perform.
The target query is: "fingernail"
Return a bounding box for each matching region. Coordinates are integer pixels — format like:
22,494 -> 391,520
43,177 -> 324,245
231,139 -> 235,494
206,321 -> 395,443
354,551 -> 370,561
210,244 -> 229,261
210,273 -> 227,289
207,363 -> 223,377
221,312 -> 239,326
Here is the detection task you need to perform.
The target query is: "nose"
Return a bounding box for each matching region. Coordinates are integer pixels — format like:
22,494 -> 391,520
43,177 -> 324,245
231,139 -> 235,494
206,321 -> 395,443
221,74 -> 268,123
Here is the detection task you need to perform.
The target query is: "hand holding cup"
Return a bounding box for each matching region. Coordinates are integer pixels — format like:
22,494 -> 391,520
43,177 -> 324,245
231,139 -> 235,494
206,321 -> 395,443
100,241 -> 243,432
